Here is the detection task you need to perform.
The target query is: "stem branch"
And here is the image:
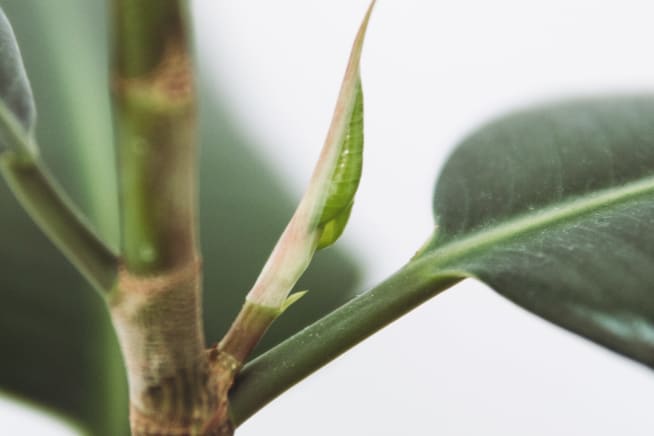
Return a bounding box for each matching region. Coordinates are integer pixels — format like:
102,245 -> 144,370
229,260 -> 462,426
0,152 -> 118,292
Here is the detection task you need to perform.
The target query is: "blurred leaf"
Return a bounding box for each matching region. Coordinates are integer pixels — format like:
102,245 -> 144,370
423,97 -> 654,367
0,1 -> 127,435
0,6 -> 35,154
0,0 -> 359,432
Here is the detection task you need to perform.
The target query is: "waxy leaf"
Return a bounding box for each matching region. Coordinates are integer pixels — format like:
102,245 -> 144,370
423,96 -> 654,367
0,6 -> 35,155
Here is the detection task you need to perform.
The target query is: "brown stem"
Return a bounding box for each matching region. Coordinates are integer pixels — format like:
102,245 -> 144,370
109,260 -> 220,434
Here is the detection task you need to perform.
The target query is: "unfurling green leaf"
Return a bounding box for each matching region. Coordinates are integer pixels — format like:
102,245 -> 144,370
419,96 -> 654,367
0,7 -> 36,155
316,81 -> 363,249
246,2 -> 374,310
317,202 -> 354,249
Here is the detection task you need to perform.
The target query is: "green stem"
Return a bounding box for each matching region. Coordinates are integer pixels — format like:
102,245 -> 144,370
228,258 -> 463,426
110,0 -> 197,274
0,152 -> 118,292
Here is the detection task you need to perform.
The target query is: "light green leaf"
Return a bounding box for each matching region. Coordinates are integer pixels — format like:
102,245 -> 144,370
317,202 -> 354,249
316,80 -> 363,249
0,6 -> 36,155
423,96 -> 654,367
245,2 -> 374,309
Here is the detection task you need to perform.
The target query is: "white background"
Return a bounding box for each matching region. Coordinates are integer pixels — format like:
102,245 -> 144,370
4,0 -> 654,434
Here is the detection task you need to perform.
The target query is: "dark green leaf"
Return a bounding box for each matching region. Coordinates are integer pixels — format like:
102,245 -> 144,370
424,96 -> 654,367
0,6 -> 35,154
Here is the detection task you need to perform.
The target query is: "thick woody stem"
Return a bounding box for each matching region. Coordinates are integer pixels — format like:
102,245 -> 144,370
108,1 -> 228,434
109,260 -> 218,435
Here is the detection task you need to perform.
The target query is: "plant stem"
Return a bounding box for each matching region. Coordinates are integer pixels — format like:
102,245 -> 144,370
108,1 -> 225,434
229,260 -> 462,426
0,152 -> 118,292
110,0 -> 197,274
218,301 -> 280,363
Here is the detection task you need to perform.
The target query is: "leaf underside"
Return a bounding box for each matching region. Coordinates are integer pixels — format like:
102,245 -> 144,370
424,96 -> 654,368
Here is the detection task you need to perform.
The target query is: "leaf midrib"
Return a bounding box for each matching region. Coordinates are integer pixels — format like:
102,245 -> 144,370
425,175 -> 654,268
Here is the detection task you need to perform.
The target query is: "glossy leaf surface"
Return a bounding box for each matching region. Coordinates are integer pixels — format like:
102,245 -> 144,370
0,6 -> 35,154
425,96 -> 654,367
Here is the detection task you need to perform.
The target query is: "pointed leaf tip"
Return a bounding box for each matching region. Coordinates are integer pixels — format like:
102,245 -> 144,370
246,2 -> 375,309
279,291 -> 309,315
0,6 -> 36,155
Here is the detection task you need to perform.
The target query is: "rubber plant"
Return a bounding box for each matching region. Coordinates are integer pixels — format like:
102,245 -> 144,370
1,1 -> 653,435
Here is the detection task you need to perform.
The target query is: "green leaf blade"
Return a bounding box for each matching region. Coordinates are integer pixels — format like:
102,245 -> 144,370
316,79 -> 363,249
465,199 -> 654,365
433,98 -> 654,240
0,6 -> 36,155
317,202 -> 354,249
318,79 -> 364,229
426,96 -> 654,367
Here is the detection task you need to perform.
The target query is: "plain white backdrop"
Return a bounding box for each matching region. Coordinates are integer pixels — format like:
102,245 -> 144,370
4,0 -> 654,434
